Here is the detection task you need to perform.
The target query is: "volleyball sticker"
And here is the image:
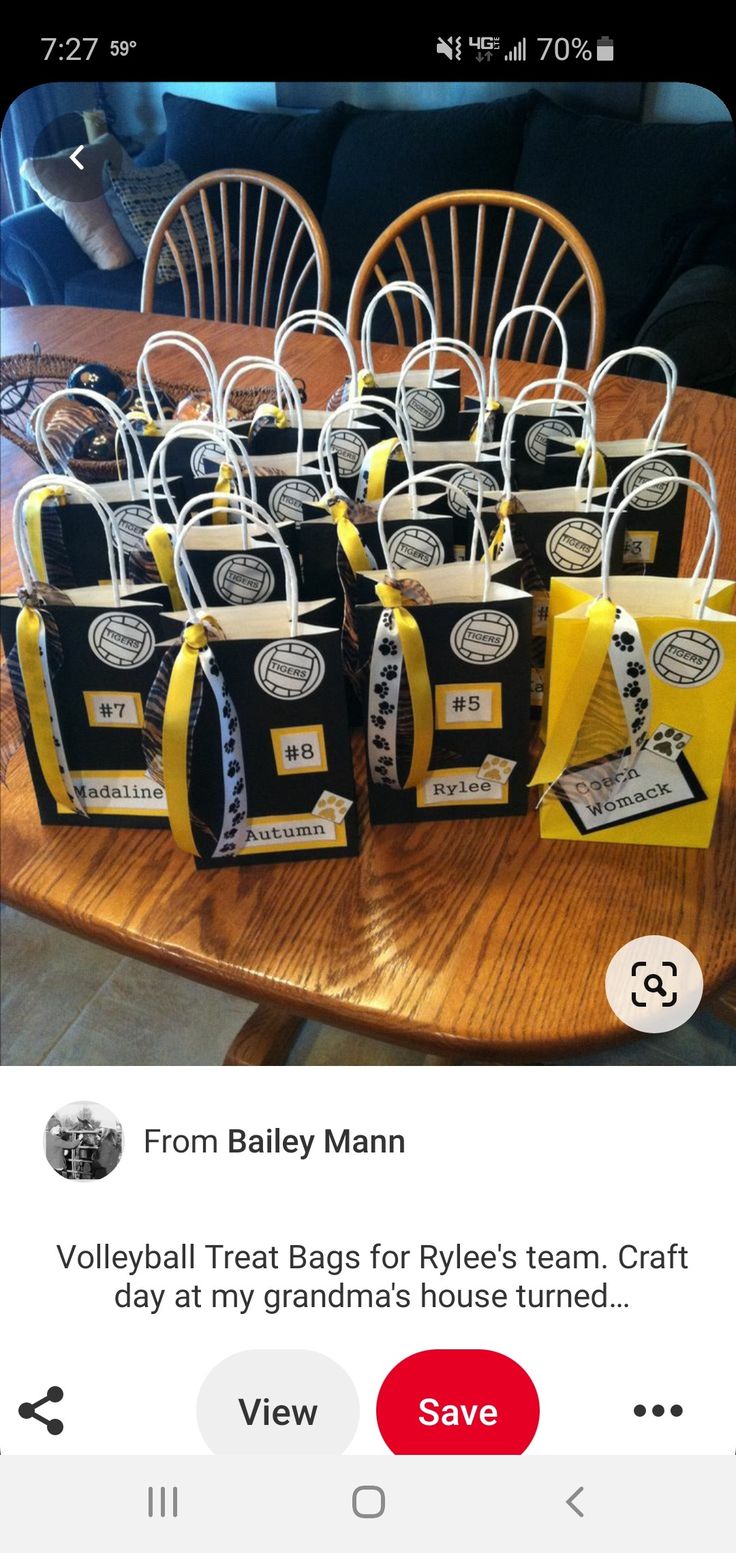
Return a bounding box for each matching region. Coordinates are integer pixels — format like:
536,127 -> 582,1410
524,417 -> 575,464
254,639 -> 326,700
88,612 -> 155,669
404,387 -> 444,432
190,440 -> 224,477
386,525 -> 443,570
269,478 -> 320,524
112,503 -> 154,554
451,610 -> 519,665
623,458 -> 677,510
546,518 -> 602,573
213,553 -> 275,605
330,428 -> 367,476
447,467 -> 500,518
651,629 -> 723,687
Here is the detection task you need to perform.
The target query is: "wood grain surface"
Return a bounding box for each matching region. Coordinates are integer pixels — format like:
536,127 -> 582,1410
2,307 -> 735,1056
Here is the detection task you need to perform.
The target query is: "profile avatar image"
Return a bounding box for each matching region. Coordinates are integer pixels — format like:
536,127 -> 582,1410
44,1102 -> 123,1181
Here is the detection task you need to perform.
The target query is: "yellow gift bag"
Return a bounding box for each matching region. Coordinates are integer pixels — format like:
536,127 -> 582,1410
533,469 -> 736,848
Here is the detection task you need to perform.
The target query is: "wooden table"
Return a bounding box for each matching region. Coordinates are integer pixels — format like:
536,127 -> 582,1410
2,307 -> 735,1062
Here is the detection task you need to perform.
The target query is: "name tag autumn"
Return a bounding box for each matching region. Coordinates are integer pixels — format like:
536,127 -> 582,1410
144,1129 -> 405,1159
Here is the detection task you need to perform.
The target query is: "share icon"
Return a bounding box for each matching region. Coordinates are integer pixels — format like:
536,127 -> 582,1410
18,1387 -> 64,1435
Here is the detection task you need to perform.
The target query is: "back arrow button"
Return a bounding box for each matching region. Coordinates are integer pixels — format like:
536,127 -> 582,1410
69,146 -> 85,170
566,1486 -> 584,1518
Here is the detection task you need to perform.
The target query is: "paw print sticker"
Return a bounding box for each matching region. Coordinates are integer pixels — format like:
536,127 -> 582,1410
312,790 -> 353,824
645,723 -> 692,762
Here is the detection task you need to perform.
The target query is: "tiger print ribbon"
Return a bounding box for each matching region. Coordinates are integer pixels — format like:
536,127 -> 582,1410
368,583 -> 433,790
145,525 -> 185,611
15,604 -> 85,815
24,487 -> 67,585
356,438 -> 404,503
532,598 -> 651,789
162,621 -> 248,858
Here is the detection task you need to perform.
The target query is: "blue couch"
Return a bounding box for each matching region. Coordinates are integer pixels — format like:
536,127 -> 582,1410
3,91 -> 735,391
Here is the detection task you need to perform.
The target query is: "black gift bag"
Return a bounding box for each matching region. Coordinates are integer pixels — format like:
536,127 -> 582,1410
355,487 -> 532,827
350,281 -> 463,441
462,303 -> 573,485
543,347 -> 690,575
28,385 -> 175,589
1,476 -> 172,829
485,378 -> 622,712
147,505 -> 358,867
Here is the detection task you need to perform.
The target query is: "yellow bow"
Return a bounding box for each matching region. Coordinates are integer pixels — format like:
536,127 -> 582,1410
530,596 -> 617,788
162,621 -> 209,855
358,369 -> 376,394
16,604 -> 76,813
330,500 -> 372,573
24,487 -> 67,585
145,525 -> 185,612
574,439 -> 608,489
213,462 -> 234,524
376,581 -> 433,788
470,398 -> 501,444
253,402 -> 288,429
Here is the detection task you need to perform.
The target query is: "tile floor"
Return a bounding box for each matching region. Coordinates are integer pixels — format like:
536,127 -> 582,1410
1,906 -> 734,1067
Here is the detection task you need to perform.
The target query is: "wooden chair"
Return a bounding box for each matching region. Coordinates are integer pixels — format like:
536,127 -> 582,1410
141,169 -> 331,325
347,190 -> 606,368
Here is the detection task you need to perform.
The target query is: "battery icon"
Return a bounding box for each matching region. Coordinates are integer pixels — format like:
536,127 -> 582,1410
596,35 -> 614,60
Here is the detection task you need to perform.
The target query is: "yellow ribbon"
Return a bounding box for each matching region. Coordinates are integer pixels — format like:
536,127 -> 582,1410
252,402 -> 288,430
358,369 -> 376,394
362,438 -> 404,503
213,462 -> 234,524
376,582 -> 433,788
530,596 -> 617,788
330,500 -> 372,573
162,621 -> 209,855
487,496 -> 516,558
574,439 -> 608,488
145,525 -> 185,612
16,604 -> 76,813
470,398 -> 501,443
24,487 -> 67,585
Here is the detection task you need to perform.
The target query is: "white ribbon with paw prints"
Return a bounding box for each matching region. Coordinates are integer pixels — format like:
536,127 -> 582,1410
163,494 -> 300,858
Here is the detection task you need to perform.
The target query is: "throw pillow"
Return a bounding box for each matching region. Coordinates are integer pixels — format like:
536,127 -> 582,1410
104,159 -> 227,284
20,133 -> 135,271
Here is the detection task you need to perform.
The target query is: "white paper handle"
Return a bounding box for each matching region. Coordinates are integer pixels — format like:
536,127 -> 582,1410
360,282 -> 439,381
136,330 -> 219,426
32,387 -> 146,497
397,339 -> 487,462
144,420 -> 254,532
600,449 -> 718,584
376,467 -> 494,600
173,492 -> 300,635
14,474 -> 125,605
489,305 -> 570,404
500,377 -> 596,503
587,347 -> 677,453
217,357 -> 305,472
600,468 -> 720,618
274,309 -> 359,409
317,395 -> 415,504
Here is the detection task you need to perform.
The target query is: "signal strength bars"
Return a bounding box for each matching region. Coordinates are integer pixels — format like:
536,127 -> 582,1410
505,38 -> 526,60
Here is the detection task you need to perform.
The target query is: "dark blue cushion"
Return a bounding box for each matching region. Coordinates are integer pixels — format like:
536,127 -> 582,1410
321,96 -> 530,286
513,93 -> 736,345
162,92 -> 351,215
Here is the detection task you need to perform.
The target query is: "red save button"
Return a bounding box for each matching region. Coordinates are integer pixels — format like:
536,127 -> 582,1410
376,1349 -> 539,1454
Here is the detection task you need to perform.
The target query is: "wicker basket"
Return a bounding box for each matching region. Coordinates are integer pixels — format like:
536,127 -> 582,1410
0,347 -> 300,484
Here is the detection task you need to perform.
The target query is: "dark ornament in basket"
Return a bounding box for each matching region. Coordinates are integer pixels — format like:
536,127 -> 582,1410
1,346 -> 306,484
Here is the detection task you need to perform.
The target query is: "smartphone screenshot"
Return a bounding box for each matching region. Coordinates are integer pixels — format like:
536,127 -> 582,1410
1,26 -> 734,1550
